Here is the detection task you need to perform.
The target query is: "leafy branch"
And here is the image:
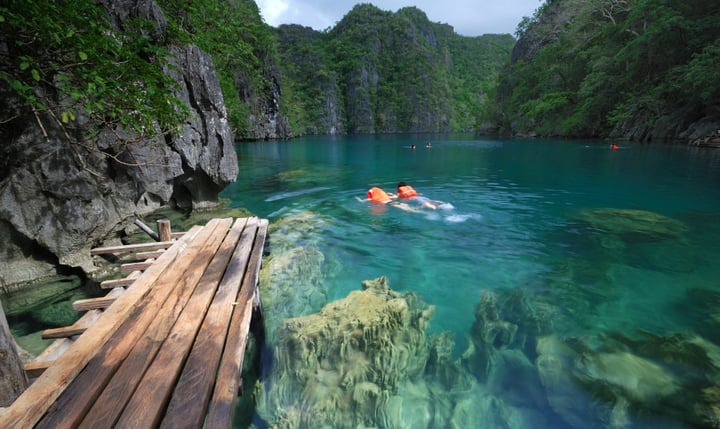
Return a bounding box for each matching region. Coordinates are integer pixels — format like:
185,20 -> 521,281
0,0 -> 188,151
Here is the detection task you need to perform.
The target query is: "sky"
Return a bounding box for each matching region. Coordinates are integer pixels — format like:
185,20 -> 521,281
256,0 -> 542,37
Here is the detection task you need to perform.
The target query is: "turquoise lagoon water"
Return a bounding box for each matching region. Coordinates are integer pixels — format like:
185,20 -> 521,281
224,136 -> 720,428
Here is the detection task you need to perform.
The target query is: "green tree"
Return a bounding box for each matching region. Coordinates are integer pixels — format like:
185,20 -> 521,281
0,0 -> 187,146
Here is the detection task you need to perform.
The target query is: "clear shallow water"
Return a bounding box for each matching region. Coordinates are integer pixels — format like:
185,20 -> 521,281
223,136 -> 720,428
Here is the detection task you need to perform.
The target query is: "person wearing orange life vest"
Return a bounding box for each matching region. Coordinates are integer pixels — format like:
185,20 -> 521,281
396,182 -> 443,210
365,186 -> 395,204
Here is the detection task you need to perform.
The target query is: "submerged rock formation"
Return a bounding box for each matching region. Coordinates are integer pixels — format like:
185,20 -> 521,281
0,0 -> 237,287
571,208 -> 688,241
256,276 -> 434,428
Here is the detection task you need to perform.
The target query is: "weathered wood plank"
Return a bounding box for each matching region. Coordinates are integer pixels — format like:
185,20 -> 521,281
111,218 -> 250,429
99,277 -> 136,289
33,221 -> 225,429
33,338 -> 73,363
0,225 -> 204,429
77,218 -> 242,429
120,261 -> 153,273
134,250 -> 165,260
160,218 -> 260,429
41,300 -> 107,340
205,218 -> 269,428
90,240 -> 174,255
99,270 -> 143,289
71,296 -> 116,312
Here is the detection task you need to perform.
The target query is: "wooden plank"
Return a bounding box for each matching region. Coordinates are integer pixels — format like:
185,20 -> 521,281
24,361 -> 52,379
99,277 -> 136,289
77,218 -> 242,429
205,218 -> 269,428
160,218 -> 259,428
71,296 -> 116,312
41,298 -> 108,339
120,261 -> 153,272
99,270 -> 143,289
0,224 -> 204,429
33,221 -> 227,429
111,218 -> 250,429
33,338 -> 73,363
90,240 -> 174,256
134,250 -> 165,260
42,286 -> 121,339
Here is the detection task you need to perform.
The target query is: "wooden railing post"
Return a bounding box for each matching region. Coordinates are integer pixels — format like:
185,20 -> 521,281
157,219 -> 172,242
0,301 -> 28,407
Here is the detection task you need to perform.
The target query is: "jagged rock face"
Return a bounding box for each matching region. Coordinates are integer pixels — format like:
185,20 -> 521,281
238,65 -> 292,140
0,0 -> 237,286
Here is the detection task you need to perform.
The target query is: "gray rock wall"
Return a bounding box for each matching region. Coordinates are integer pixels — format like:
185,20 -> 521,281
0,0 -> 238,287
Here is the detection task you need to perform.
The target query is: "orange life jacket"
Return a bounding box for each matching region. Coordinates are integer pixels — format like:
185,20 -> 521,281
367,187 -> 392,203
397,185 -> 418,199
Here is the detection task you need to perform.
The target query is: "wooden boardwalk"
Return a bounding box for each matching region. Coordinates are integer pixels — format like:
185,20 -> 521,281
0,217 -> 268,428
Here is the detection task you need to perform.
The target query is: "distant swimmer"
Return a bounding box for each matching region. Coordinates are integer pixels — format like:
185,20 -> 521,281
411,144 -> 416,150
426,142 -> 432,148
610,144 -> 619,150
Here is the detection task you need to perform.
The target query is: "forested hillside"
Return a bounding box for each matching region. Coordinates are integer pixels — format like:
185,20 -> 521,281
275,4 -> 515,135
493,0 -> 720,141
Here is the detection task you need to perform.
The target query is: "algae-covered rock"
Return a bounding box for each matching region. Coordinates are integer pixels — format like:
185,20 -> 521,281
256,276 -> 434,428
535,332 -> 720,429
258,212 -> 331,343
463,289 -> 556,381
572,208 -> 687,240
259,246 -> 327,343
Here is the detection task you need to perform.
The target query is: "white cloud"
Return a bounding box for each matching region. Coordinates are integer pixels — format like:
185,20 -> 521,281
257,0 -> 541,36
257,0 -> 290,27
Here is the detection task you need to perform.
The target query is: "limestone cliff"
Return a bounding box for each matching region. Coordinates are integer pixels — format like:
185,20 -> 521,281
0,0 -> 237,287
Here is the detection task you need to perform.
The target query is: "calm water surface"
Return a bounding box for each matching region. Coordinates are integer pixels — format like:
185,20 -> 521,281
224,136 -> 720,429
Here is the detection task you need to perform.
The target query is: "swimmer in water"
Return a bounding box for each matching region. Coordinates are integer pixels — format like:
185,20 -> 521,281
357,186 -> 425,213
396,182 -> 447,210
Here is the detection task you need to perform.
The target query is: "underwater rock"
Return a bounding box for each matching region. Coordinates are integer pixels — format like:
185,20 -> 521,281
535,336 -> 613,429
536,332 -> 720,429
463,289 -> 555,381
447,381 -> 553,429
266,211 -> 329,254
426,332 -> 472,389
256,276 -> 434,428
259,245 -> 327,344
572,208 -> 687,241
577,351 -> 679,402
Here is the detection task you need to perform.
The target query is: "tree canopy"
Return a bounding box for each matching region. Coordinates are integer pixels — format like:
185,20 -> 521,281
493,0 -> 720,139
0,0 -> 187,142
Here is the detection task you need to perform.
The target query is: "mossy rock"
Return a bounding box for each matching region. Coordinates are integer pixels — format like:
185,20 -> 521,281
572,208 -> 688,240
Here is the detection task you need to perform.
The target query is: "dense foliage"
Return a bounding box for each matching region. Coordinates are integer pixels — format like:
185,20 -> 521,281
1,0 -> 514,140
0,0 -> 187,144
275,4 -> 514,134
493,0 -> 720,139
